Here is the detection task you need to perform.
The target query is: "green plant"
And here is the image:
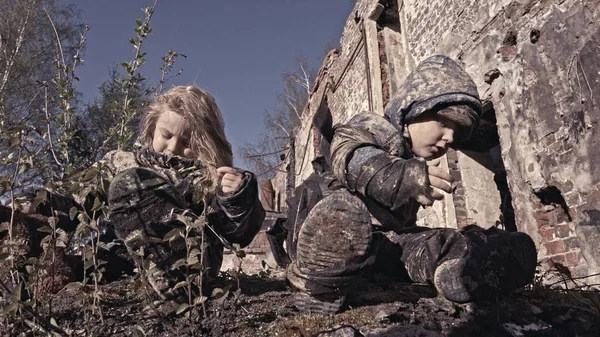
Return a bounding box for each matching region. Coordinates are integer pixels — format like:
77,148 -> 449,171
0,0 -> 194,333
155,50 -> 186,96
109,0 -> 158,151
44,6 -> 90,177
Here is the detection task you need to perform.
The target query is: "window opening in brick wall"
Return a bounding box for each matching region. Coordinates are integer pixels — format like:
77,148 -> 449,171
490,145 -> 517,232
375,0 -> 401,107
376,0 -> 399,26
457,102 -> 517,231
534,186 -> 573,222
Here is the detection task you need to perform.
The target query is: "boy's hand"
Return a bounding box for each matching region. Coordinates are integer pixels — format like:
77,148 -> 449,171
415,159 -> 455,206
217,166 -> 244,194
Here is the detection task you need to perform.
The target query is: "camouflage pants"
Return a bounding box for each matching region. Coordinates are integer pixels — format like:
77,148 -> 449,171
287,190 -> 537,302
107,167 -> 223,300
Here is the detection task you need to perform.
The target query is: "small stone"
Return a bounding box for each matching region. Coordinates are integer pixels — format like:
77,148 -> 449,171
423,320 -> 442,331
530,29 -> 541,43
502,321 -> 552,336
530,304 -> 543,315
316,326 -> 361,337
484,69 -> 502,84
541,205 -> 556,212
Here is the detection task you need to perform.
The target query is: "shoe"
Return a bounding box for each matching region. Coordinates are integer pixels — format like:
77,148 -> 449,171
434,257 -> 479,303
107,167 -> 189,300
286,190 -> 374,315
491,229 -> 537,293
434,226 -> 537,303
294,289 -> 347,315
108,167 -> 187,244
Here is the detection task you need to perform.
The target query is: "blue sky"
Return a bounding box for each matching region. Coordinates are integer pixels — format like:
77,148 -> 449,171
64,0 -> 354,166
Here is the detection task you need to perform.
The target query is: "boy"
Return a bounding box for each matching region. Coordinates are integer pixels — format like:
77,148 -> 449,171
286,55 -> 537,314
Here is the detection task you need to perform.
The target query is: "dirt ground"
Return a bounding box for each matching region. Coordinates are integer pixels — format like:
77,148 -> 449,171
4,271 -> 599,337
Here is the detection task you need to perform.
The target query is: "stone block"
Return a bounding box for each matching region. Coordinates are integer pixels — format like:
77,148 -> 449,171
544,240 -> 566,255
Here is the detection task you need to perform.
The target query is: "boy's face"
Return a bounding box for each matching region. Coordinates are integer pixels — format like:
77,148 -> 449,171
406,108 -> 459,159
151,109 -> 194,158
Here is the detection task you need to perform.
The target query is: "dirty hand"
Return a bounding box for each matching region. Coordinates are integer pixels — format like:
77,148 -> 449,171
415,159 -> 455,207
217,166 -> 244,194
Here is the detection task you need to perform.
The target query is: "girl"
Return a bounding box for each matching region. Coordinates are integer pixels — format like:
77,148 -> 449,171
106,85 -> 265,299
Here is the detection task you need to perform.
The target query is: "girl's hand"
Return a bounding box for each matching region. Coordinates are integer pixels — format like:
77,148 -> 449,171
217,166 -> 244,194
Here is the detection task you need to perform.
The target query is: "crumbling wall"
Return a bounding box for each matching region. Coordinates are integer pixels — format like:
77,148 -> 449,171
327,1 -> 380,124
425,0 -> 598,281
404,0 -> 600,280
275,0 -> 600,282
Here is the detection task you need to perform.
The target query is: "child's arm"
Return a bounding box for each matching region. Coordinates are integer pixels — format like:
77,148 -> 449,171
344,143 -> 433,210
206,169 -> 265,248
330,114 -> 452,210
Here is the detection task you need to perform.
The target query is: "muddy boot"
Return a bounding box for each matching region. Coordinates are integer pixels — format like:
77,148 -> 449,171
286,191 -> 374,315
434,225 -> 537,303
107,167 -> 190,301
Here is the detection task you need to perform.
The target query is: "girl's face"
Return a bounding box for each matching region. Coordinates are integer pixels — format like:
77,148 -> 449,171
406,109 -> 459,160
151,109 -> 195,158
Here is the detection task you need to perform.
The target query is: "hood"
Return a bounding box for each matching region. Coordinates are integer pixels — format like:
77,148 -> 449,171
384,55 -> 482,141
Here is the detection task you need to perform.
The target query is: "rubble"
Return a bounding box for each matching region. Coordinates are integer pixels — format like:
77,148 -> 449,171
2,199 -> 600,336
2,272 -> 597,336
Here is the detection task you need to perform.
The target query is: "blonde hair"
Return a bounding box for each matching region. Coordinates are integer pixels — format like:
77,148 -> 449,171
138,85 -> 233,191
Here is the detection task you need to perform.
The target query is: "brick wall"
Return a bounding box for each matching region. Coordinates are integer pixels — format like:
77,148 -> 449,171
399,0 -> 600,279
273,0 -> 600,283
447,149 -> 469,227
533,200 -> 584,277
403,0 -> 477,62
221,230 -> 278,275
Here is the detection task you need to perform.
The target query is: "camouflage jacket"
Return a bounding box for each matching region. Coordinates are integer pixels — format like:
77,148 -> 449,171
330,113 -> 426,232
329,55 -> 482,232
102,149 -> 265,279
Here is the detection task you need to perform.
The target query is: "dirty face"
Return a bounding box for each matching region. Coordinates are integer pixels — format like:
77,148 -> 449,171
151,109 -> 194,158
406,108 -> 459,159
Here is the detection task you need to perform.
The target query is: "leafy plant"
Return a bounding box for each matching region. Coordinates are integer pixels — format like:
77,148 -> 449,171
0,0 -> 190,334
109,0 -> 158,151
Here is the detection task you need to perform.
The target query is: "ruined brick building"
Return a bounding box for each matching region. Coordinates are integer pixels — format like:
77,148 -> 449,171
270,0 -> 600,284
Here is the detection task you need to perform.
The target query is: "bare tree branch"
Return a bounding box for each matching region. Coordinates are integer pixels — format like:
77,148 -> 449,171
43,85 -> 62,168
245,148 -> 286,158
256,161 -> 286,177
43,6 -> 66,80
0,8 -> 31,97
285,94 -> 302,120
240,57 -> 316,179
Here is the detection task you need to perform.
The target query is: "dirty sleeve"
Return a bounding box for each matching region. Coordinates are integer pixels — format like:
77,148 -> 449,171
330,113 -> 430,211
208,170 -> 265,248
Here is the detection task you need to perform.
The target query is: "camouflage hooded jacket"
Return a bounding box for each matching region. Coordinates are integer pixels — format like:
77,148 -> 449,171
101,147 -> 265,279
330,55 -> 481,232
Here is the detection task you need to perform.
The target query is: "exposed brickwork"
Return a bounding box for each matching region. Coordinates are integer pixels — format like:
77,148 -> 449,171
273,0 -> 600,285
565,251 -> 581,267
221,230 -> 277,275
545,240 -> 566,256
377,29 -> 390,108
555,223 -> 572,239
243,230 -> 271,254
403,0 -> 477,62
533,199 -> 584,275
446,149 -> 472,227
564,237 -> 580,252
539,227 -> 555,242
312,125 -> 322,158
328,43 -> 370,123
328,1 -> 380,123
